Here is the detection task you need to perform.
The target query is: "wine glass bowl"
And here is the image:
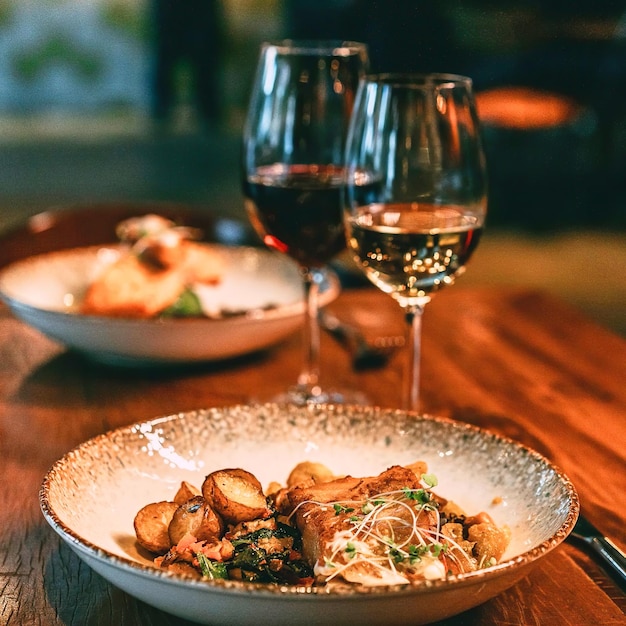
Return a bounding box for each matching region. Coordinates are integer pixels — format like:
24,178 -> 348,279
348,204 -> 484,309
344,73 -> 487,410
243,163 -> 347,269
242,40 -> 369,404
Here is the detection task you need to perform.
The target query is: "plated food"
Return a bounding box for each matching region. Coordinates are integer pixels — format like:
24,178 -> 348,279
135,462 -> 511,587
40,404 -> 579,626
80,214 -> 227,319
0,215 -> 340,364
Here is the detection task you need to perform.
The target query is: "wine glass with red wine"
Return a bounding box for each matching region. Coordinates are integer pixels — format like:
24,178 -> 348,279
344,74 -> 488,412
242,40 -> 368,404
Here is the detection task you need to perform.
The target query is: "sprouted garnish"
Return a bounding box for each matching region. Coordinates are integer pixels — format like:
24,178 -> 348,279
290,481 -> 479,586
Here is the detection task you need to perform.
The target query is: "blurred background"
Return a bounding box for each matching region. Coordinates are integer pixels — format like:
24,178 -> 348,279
0,0 -> 624,335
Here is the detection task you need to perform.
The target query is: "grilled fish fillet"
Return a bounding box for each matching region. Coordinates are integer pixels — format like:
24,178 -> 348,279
279,466 -> 424,572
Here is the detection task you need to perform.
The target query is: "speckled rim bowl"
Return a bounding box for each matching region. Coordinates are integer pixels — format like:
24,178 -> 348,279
40,404 -> 579,626
0,245 -> 339,365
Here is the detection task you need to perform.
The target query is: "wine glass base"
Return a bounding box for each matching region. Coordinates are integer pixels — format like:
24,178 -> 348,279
271,385 -> 369,406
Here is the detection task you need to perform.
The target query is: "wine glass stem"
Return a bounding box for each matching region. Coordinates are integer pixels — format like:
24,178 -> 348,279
297,268 -> 324,394
404,305 -> 425,412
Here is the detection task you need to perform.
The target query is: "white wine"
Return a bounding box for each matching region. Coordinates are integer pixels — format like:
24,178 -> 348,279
347,203 -> 483,306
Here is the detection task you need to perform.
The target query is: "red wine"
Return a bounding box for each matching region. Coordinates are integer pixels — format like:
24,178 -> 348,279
243,164 -> 372,267
347,203 -> 483,304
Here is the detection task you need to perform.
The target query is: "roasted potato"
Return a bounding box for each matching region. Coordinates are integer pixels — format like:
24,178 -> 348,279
168,496 -> 224,545
286,462 -> 334,487
202,468 -> 270,524
134,501 -> 179,554
173,481 -> 202,505
468,522 -> 511,563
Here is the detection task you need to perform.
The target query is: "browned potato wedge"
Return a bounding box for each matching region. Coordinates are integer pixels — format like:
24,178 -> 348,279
287,462 -> 334,487
468,523 -> 511,563
134,501 -> 179,554
168,496 -> 224,545
202,468 -> 270,524
173,481 -> 201,505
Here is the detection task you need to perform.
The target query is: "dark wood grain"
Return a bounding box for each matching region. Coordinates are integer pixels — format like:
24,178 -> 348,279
0,210 -> 624,625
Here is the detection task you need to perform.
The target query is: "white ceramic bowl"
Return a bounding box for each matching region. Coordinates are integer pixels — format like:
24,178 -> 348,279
40,404 -> 579,626
0,244 -> 339,365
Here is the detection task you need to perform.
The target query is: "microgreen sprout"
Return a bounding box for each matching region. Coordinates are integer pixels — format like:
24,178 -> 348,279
402,487 -> 431,505
389,545 -> 405,563
428,543 -> 446,558
362,498 -> 386,514
407,544 -> 423,563
333,503 -> 355,515
421,473 -> 438,488
345,542 -> 357,559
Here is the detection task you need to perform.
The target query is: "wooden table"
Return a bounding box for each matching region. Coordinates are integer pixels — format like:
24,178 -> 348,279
0,209 -> 624,624
1,286 -> 625,625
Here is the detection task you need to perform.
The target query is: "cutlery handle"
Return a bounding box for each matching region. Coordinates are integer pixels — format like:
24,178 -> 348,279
319,313 -> 388,370
589,536 -> 626,587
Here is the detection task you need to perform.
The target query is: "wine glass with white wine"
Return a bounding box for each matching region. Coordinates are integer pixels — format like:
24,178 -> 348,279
344,73 -> 488,411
